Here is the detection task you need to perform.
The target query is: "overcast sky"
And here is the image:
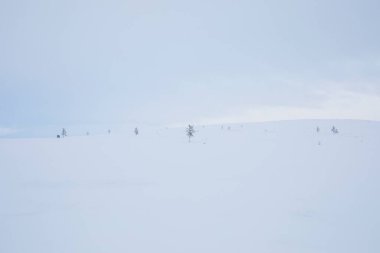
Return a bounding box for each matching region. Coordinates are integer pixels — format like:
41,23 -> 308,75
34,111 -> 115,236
1,0 -> 380,131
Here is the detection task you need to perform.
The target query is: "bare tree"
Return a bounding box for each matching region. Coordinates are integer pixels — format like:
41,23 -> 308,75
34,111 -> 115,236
186,125 -> 195,142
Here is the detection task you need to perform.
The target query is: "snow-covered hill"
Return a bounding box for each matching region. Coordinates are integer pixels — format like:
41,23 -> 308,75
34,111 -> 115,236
0,120 -> 379,253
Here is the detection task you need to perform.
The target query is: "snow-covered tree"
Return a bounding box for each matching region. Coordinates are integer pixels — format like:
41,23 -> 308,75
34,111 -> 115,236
316,126 -> 320,133
186,125 -> 195,142
134,127 -> 139,135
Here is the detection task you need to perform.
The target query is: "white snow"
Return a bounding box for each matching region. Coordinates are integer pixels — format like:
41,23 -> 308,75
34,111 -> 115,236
0,120 -> 379,253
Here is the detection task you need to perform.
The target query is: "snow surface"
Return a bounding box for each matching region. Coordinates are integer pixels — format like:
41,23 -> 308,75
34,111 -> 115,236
0,120 -> 379,253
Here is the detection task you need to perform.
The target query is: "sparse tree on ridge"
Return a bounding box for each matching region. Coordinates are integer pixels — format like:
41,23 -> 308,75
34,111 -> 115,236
186,125 -> 195,143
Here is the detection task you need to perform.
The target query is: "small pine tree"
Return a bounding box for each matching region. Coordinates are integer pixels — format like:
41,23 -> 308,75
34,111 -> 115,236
331,126 -> 339,134
186,125 -> 195,142
62,128 -> 67,138
134,127 -> 139,135
316,126 -> 320,133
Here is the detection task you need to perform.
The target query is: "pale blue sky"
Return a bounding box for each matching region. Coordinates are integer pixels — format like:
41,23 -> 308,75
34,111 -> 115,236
1,0 -> 380,132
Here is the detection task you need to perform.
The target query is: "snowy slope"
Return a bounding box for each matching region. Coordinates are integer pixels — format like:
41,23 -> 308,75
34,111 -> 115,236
0,120 -> 379,253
